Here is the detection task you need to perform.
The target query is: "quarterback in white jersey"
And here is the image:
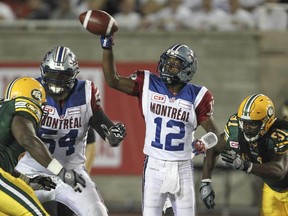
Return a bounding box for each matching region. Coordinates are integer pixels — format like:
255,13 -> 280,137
15,46 -> 127,216
100,37 -> 220,216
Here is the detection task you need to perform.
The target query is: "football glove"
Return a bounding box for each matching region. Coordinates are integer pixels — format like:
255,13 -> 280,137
58,168 -> 86,192
29,176 -> 57,191
192,139 -> 206,155
200,180 -> 215,209
100,35 -> 114,49
101,123 -> 127,147
221,149 -> 253,173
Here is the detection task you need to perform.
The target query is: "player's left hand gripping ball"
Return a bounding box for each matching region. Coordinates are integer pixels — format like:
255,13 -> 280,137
79,10 -> 118,36
101,123 -> 127,147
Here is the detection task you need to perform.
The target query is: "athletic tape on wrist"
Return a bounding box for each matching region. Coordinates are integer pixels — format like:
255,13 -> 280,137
246,162 -> 253,174
19,173 -> 30,184
47,158 -> 63,175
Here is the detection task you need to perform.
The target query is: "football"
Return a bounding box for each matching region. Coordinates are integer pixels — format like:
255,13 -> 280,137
79,10 -> 118,36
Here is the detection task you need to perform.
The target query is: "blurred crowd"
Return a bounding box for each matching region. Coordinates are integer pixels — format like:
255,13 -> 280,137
0,0 -> 288,31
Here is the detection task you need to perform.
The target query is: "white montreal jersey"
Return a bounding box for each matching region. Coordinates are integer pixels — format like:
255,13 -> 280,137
16,79 -> 99,172
138,71 -> 213,161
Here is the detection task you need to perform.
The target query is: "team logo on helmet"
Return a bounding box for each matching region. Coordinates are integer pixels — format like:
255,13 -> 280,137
31,89 -> 42,102
267,106 -> 274,118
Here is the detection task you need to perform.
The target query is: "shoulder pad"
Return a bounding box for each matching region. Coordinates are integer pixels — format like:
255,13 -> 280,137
271,128 -> 288,154
15,97 -> 42,123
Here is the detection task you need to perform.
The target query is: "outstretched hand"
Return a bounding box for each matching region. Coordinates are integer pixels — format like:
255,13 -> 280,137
101,123 -> 127,147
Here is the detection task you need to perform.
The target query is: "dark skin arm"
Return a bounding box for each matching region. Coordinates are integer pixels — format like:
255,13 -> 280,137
11,115 -> 53,168
102,49 -> 135,94
200,117 -> 226,179
251,153 -> 288,181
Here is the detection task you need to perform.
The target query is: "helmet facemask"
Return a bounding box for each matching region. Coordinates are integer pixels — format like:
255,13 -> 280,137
41,67 -> 78,95
40,46 -> 79,95
158,44 -> 197,85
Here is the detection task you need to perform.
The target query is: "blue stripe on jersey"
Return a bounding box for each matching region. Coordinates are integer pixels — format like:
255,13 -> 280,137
64,79 -> 86,107
148,73 -> 202,103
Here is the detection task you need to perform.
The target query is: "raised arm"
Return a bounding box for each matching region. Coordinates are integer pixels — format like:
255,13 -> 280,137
101,36 -> 136,94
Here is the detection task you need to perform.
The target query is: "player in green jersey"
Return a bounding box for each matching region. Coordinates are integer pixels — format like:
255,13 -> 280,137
0,77 -> 85,216
200,93 -> 288,216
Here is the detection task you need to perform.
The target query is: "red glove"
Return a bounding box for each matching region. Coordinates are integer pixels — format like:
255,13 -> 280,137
192,139 -> 207,155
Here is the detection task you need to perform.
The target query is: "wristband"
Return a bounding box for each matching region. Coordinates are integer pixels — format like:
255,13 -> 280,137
246,162 -> 253,174
100,35 -> 113,50
19,173 -> 30,184
47,158 -> 63,175
201,178 -> 212,183
242,161 -> 252,173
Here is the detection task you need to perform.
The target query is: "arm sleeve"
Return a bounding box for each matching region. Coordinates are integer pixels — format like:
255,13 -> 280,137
89,81 -> 115,140
87,127 -> 96,144
89,109 -> 114,141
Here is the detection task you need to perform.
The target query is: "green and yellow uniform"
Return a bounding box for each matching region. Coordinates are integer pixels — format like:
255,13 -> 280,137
0,97 -> 49,216
224,114 -> 288,216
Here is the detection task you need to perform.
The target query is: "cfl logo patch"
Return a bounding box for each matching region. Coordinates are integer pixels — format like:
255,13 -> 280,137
229,141 -> 239,148
267,106 -> 274,117
152,93 -> 165,103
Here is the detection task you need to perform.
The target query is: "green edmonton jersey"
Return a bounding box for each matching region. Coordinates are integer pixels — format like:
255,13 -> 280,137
0,96 -> 42,174
224,114 -> 288,192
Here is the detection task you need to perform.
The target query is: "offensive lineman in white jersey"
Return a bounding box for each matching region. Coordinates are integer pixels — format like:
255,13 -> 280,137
99,35 -> 221,216
15,46 -> 127,216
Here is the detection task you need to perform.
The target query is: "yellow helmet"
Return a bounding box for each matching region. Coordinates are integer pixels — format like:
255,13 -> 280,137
237,94 -> 276,142
4,77 -> 46,106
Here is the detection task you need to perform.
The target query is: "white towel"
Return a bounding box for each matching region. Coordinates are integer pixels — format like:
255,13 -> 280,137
160,162 -> 180,194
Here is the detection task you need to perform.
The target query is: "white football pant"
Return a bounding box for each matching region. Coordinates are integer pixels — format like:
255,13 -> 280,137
142,157 -> 195,216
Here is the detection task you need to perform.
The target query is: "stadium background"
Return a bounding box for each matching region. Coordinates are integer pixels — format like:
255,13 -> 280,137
0,25 -> 287,215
